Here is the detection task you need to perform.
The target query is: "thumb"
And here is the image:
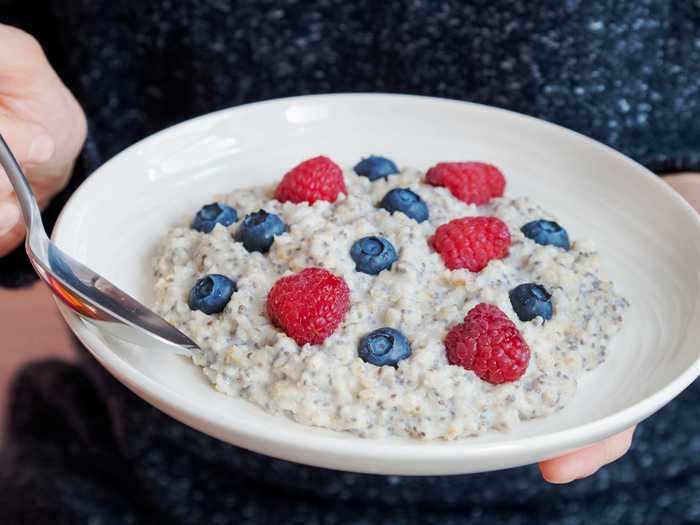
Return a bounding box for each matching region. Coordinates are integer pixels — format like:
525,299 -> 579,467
0,113 -> 55,196
0,114 -> 55,257
0,195 -> 23,256
0,112 -> 54,164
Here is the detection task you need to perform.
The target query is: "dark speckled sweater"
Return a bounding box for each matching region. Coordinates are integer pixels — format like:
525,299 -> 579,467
1,1 -> 700,524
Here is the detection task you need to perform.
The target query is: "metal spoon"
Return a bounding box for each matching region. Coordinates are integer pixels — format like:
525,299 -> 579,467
0,134 -> 199,355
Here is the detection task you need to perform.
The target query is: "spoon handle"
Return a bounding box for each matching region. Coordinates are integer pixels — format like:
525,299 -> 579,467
0,133 -> 199,355
0,134 -> 44,231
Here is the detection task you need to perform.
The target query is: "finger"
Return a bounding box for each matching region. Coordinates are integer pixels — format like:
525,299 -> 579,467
539,427 -> 635,484
664,173 -> 700,213
0,112 -> 54,165
0,24 -> 84,172
0,172 -> 10,196
0,113 -> 55,199
0,161 -> 61,199
0,197 -> 24,257
0,25 -> 51,86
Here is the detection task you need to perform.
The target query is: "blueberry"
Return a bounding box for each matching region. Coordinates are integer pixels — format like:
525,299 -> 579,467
234,210 -> 286,253
521,219 -> 570,250
358,327 -> 412,367
188,274 -> 236,314
354,155 -> 399,181
378,188 -> 429,223
509,283 -> 553,322
350,236 -> 398,275
191,203 -> 238,233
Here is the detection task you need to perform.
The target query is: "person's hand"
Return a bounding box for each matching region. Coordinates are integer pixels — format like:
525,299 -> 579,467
0,24 -> 86,256
540,172 -> 700,483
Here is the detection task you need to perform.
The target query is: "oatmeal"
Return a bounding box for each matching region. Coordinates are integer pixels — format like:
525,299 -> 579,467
152,160 -> 627,440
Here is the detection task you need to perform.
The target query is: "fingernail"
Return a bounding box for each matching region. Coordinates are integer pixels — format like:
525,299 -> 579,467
0,201 -> 20,235
27,134 -> 54,163
546,476 -> 576,485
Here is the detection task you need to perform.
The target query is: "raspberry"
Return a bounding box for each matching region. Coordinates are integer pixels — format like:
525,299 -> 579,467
426,162 -> 505,205
266,267 -> 350,345
445,303 -> 530,384
275,156 -> 346,204
431,216 -> 511,272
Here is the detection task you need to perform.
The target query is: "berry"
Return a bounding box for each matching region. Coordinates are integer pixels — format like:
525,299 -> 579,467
188,274 -> 236,315
426,162 -> 505,205
445,303 -> 530,384
431,216 -> 511,272
266,268 -> 350,346
378,188 -> 429,223
354,155 -> 399,181
191,203 -> 238,233
509,283 -> 553,322
350,236 -> 398,275
234,209 -> 286,253
274,156 -> 346,204
358,327 -> 411,367
521,219 -> 570,250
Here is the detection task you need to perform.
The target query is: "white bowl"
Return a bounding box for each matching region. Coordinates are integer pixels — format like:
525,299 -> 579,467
52,94 -> 700,475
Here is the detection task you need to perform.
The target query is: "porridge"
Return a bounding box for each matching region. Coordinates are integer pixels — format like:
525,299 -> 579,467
152,156 -> 628,440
